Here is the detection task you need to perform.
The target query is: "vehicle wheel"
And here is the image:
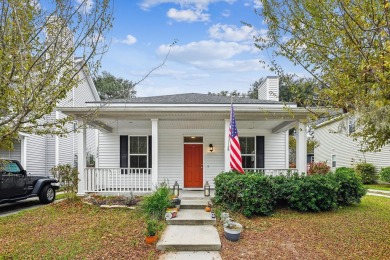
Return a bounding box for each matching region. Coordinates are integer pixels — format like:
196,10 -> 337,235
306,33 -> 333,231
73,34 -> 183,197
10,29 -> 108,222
39,185 -> 56,204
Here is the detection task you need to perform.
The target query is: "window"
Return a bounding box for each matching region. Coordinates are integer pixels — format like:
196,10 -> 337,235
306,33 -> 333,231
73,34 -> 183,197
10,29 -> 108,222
120,135 -> 152,169
348,116 -> 356,134
240,137 -> 255,168
3,162 -> 21,173
331,154 -> 336,168
129,136 -> 148,168
239,136 -> 264,169
184,136 -> 203,143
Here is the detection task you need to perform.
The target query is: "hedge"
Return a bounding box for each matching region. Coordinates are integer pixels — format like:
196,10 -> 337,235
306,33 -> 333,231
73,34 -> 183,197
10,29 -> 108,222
214,170 -> 366,217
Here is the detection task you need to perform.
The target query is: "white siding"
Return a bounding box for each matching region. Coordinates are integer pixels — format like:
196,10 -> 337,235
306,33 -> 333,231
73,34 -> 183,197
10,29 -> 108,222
314,120 -> 390,170
258,76 -> 279,101
25,134 -> 47,175
0,141 -> 21,161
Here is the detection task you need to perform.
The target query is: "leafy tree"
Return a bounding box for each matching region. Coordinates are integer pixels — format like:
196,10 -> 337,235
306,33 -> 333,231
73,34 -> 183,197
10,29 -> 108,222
208,90 -> 247,98
257,0 -> 390,151
94,71 -> 136,100
0,0 -> 112,150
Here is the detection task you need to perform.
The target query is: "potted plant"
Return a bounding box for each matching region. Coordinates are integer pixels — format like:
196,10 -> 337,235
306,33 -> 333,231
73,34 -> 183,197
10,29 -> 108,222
223,219 -> 243,242
145,218 -> 160,244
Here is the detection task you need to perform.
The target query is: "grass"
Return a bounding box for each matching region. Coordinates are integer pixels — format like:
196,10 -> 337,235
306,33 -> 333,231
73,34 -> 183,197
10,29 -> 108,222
0,200 -> 161,259
364,183 -> 390,191
219,195 -> 390,259
1,195 -> 389,259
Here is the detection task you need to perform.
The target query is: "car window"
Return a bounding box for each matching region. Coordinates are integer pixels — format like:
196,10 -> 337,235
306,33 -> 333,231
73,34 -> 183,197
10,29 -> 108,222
3,163 -> 21,173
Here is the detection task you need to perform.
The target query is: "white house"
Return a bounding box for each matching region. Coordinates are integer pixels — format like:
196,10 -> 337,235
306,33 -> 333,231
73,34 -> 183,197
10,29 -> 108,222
314,116 -> 390,171
59,76 -> 311,195
0,58 -> 100,176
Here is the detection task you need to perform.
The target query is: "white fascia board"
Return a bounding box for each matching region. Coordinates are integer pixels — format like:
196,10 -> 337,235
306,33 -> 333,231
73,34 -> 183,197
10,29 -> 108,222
85,103 -> 297,109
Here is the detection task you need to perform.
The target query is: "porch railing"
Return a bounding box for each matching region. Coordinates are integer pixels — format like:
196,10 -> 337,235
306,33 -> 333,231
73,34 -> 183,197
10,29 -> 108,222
243,168 -> 299,176
84,168 -> 152,193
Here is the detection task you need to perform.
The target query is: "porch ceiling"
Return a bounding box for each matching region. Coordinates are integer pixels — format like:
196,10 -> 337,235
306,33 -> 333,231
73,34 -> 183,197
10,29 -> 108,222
88,118 -> 293,131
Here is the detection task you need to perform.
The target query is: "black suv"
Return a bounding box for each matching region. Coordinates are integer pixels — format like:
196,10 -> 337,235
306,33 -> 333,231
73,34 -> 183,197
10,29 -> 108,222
0,160 -> 60,204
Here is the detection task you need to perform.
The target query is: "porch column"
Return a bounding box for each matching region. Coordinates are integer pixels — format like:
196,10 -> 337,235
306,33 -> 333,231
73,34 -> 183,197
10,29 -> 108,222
77,119 -> 86,196
296,121 -> 307,174
224,119 -> 230,172
151,119 -> 158,190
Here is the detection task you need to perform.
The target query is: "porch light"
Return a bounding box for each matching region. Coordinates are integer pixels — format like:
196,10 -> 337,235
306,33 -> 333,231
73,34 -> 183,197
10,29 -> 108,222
204,181 -> 210,197
209,144 -> 213,152
173,181 -> 180,196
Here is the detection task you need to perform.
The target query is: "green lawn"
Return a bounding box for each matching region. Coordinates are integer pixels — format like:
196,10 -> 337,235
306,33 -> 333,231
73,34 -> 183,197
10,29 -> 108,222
364,183 -> 390,191
220,195 -> 390,259
0,201 -> 160,259
1,196 -> 389,259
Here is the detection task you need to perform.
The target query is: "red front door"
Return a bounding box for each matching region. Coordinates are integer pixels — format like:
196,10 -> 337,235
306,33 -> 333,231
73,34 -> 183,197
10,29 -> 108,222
184,144 -> 203,188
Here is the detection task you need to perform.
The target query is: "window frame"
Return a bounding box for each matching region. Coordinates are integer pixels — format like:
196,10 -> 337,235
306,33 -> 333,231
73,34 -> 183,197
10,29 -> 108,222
331,154 -> 337,168
128,135 -> 149,169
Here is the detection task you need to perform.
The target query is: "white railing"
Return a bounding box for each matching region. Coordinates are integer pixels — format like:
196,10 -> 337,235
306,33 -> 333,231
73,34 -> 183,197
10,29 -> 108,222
84,168 -> 152,193
243,168 -> 299,176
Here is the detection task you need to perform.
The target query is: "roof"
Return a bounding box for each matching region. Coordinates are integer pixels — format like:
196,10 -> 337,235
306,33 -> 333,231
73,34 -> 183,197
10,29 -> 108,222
87,93 -> 293,105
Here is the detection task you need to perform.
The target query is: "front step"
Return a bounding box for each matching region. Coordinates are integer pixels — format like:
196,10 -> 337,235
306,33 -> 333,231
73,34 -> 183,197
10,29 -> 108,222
157,225 -> 221,251
167,209 -> 215,225
159,251 -> 222,260
180,200 -> 209,209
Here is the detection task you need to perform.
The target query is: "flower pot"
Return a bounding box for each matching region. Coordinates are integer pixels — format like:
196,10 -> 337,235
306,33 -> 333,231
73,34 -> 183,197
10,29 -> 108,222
145,235 -> 158,244
224,222 -> 242,242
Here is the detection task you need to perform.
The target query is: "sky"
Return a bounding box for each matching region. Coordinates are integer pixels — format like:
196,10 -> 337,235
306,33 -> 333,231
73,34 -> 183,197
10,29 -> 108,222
92,0 -> 301,97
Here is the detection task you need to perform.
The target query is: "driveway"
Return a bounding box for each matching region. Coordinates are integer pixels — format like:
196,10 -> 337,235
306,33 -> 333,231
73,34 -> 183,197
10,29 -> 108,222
0,198 -> 42,217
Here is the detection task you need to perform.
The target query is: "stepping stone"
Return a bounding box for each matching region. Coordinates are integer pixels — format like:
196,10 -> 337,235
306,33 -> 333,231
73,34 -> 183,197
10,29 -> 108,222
156,225 -> 221,251
159,251 -> 222,260
167,209 -> 216,225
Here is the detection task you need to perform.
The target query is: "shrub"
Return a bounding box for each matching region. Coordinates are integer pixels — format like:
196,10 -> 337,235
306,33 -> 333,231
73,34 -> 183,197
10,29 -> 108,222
307,161 -> 331,175
50,164 -> 79,200
355,163 -> 377,184
271,174 -> 301,204
334,167 -> 366,205
214,172 -> 275,217
288,174 -> 338,212
380,167 -> 390,183
142,182 -> 171,220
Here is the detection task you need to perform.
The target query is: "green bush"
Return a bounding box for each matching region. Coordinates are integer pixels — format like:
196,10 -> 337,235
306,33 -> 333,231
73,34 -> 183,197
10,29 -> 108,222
334,167 -> 366,205
141,183 -> 171,220
380,167 -> 390,183
288,174 -> 338,212
214,172 -> 275,217
50,164 -> 79,200
271,174 -> 301,204
355,163 -> 378,184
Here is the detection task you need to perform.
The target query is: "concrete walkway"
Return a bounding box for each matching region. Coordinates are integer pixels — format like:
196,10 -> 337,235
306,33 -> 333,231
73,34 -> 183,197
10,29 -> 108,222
157,191 -> 222,260
367,189 -> 390,198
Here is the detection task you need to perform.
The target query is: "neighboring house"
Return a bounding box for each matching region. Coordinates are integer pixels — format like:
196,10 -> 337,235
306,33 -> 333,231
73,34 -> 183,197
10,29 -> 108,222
59,76 -> 312,195
0,58 -> 100,176
314,116 -> 390,171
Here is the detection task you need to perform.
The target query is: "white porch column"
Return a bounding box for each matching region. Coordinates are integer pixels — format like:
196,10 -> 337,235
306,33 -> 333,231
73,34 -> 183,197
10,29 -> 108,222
224,119 -> 230,172
151,119 -> 159,190
296,121 -> 307,174
77,119 -> 86,196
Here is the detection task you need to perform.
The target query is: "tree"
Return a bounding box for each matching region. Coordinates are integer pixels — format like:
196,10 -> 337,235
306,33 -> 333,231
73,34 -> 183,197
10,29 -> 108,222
0,0 -> 112,150
94,71 -> 136,100
257,0 -> 390,151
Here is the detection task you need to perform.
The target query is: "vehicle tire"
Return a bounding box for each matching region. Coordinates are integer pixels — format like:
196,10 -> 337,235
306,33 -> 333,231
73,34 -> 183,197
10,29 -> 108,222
39,185 -> 56,204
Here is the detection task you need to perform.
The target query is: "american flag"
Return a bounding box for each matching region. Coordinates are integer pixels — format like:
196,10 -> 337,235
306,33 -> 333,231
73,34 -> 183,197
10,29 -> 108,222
229,104 -> 244,174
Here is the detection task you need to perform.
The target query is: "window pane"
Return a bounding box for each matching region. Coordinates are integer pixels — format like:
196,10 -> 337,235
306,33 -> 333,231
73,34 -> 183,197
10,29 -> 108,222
184,136 -> 203,143
130,136 -> 148,154
130,137 -> 138,154
130,156 -> 147,168
242,156 -> 255,169
138,137 -> 147,154
240,137 -> 255,155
